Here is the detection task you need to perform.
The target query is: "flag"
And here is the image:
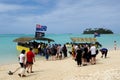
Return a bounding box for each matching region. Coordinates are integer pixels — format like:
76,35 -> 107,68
42,26 -> 47,31
36,24 -> 43,31
36,24 -> 42,28
36,24 -> 47,31
94,32 -> 100,38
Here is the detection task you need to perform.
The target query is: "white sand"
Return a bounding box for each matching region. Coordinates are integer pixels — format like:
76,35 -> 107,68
0,50 -> 120,80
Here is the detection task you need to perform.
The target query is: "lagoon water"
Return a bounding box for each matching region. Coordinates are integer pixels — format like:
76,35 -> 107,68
0,34 -> 120,65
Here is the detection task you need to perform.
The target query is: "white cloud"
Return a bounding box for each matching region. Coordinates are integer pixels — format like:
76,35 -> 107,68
0,3 -> 22,12
0,0 -> 120,34
0,3 -> 36,12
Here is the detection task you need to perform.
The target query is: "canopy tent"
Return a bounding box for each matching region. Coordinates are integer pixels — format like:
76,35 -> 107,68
71,37 -> 97,43
13,37 -> 54,43
13,37 -> 34,43
35,37 -> 54,43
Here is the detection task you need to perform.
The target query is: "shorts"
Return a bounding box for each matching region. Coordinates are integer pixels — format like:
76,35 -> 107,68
91,54 -> 96,57
19,63 -> 26,68
26,61 -> 33,64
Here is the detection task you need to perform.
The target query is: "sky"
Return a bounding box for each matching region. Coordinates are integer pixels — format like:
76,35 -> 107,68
0,0 -> 120,34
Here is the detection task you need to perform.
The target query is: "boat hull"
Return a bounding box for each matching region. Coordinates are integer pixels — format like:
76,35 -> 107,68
16,45 -> 38,54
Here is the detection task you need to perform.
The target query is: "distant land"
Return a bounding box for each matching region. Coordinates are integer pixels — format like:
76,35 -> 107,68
83,28 -> 114,34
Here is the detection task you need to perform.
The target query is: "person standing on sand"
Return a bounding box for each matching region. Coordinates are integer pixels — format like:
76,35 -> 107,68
51,44 -> 57,60
76,45 -> 83,67
90,44 -> 96,65
62,44 -> 67,58
45,45 -> 50,60
26,48 -> 35,73
114,41 -> 117,50
71,44 -> 76,59
18,49 -> 26,77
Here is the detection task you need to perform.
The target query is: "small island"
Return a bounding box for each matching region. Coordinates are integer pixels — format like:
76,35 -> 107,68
83,28 -> 114,34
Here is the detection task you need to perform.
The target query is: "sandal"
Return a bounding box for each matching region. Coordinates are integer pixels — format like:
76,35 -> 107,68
18,74 -> 21,77
30,71 -> 34,73
27,71 -> 29,73
22,75 -> 26,77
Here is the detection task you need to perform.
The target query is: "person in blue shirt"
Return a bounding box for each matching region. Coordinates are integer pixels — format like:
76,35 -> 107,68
100,48 -> 108,58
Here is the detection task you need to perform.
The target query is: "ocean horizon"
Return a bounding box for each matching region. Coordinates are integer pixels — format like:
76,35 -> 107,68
0,33 -> 120,65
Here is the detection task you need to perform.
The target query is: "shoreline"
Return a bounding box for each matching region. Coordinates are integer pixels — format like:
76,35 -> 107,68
1,49 -> 120,80
0,49 -> 118,66
0,48 -> 117,66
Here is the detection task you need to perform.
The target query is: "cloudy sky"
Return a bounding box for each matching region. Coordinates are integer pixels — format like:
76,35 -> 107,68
0,0 -> 120,34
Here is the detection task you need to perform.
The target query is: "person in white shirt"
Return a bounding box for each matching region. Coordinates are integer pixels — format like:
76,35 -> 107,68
18,49 -> 26,77
90,44 -> 96,65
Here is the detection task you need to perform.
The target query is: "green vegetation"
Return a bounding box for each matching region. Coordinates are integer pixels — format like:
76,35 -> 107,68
83,28 -> 113,34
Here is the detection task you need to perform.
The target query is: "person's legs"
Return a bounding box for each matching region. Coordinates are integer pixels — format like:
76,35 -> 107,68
91,55 -> 94,64
77,61 -> 79,66
101,52 -> 104,58
80,59 -> 82,66
93,57 -> 96,64
18,63 -> 26,77
18,63 -> 23,76
29,64 -> 34,73
21,68 -> 26,77
91,55 -> 96,64
105,51 -> 107,58
91,57 -> 93,64
26,64 -> 31,73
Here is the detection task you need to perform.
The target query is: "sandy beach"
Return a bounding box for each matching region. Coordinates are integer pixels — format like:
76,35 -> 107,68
0,50 -> 120,80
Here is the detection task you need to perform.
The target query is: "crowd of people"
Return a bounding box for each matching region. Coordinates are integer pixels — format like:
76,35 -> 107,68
71,43 -> 98,66
37,43 -> 68,60
17,42 -> 108,77
71,43 -> 109,67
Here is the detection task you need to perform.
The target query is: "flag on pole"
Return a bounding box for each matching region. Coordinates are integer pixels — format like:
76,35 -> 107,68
36,24 -> 47,31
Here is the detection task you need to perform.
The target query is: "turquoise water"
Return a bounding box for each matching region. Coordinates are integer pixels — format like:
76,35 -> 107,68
0,34 -> 120,65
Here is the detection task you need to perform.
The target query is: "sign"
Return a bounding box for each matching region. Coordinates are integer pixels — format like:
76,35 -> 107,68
35,32 -> 45,38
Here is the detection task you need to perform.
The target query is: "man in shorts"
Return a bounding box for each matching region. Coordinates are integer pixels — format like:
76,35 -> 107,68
26,48 -> 35,73
90,44 -> 96,65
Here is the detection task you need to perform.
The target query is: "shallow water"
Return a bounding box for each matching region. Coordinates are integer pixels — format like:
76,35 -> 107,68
0,34 -> 120,65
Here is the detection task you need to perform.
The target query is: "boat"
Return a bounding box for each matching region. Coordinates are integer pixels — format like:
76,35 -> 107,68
13,24 -> 54,54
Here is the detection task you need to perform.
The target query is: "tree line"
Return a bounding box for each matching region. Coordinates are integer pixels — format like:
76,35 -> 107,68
83,28 -> 113,34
